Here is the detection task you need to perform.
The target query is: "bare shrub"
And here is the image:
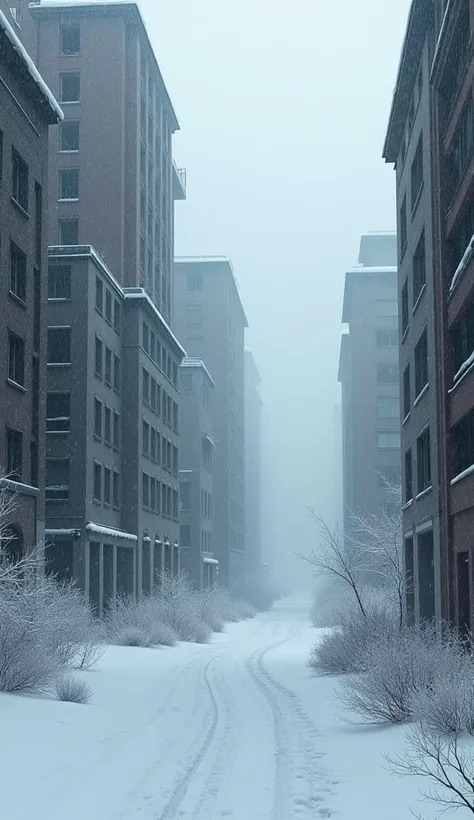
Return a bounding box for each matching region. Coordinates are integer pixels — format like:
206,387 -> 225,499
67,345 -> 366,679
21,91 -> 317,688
157,572 -> 211,643
340,623 -> 462,724
106,597 -> 178,647
308,603 -> 398,675
114,626 -> 156,648
55,674 -> 94,704
195,588 -> 225,633
388,723 -> 474,815
0,607 -> 60,693
413,654 -> 474,736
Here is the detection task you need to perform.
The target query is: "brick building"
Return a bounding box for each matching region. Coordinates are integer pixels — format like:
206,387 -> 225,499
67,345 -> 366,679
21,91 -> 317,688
0,7 -> 61,555
338,233 -> 400,539
383,0 -> 441,623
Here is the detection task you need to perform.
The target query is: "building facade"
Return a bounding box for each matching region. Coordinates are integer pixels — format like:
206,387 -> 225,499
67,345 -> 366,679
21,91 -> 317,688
0,8 -> 61,556
45,246 -> 184,613
179,358 -> 217,589
31,1 -> 186,327
174,257 -> 248,588
338,233 -> 400,539
430,0 -> 474,632
244,348 -> 263,578
383,0 -> 442,624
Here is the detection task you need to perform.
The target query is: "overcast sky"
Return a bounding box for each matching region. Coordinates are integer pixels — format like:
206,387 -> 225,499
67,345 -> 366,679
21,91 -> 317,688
134,0 -> 412,581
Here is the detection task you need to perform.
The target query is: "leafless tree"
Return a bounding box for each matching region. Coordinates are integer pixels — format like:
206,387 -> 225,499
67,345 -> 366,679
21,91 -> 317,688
387,723 -> 474,815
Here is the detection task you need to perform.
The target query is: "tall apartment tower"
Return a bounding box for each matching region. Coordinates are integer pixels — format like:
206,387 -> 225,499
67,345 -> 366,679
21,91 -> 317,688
244,349 -> 263,578
31,1 -> 186,326
338,233 -> 400,539
383,0 -> 441,625
174,258 -> 248,588
0,7 -> 61,555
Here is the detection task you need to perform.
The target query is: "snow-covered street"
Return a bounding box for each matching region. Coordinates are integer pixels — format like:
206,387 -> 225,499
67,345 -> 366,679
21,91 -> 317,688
0,599 -> 436,820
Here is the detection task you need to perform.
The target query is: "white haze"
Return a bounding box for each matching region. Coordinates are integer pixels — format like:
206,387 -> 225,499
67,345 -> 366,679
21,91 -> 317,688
137,0 -> 412,586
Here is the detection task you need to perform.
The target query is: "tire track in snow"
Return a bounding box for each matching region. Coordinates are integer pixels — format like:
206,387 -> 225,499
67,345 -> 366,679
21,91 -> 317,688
246,623 -> 334,819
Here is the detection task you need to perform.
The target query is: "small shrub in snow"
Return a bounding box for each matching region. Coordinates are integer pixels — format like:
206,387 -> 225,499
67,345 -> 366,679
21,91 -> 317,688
55,674 -> 93,704
308,603 -> 398,675
413,653 -> 474,736
114,625 -> 155,648
195,588 -> 225,633
340,623 -> 463,724
148,621 -> 178,647
106,597 -> 178,648
157,572 -> 211,643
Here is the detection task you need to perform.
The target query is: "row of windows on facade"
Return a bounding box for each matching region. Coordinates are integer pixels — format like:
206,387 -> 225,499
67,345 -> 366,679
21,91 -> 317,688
404,426 -> 432,502
179,372 -> 213,412
399,134 -> 424,259
178,482 -> 213,519
402,328 -> 429,419
404,529 -> 435,623
142,320 -> 178,386
399,64 -> 423,169
179,524 -> 213,552
45,457 -> 120,508
142,473 -> 179,519
142,368 -> 179,429
142,419 -> 178,474
401,230 -> 426,337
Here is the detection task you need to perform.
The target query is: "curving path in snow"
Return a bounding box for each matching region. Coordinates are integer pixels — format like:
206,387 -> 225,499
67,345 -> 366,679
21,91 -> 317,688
1,599 -> 334,820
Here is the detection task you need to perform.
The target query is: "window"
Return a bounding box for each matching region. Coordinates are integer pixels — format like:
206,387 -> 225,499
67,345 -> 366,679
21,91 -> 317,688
180,525 -> 191,547
172,362 -> 178,386
0,130 -> 3,180
59,121 -> 79,152
113,411 -> 120,449
400,196 -> 407,253
173,489 -> 179,520
187,305 -> 203,327
103,467 -> 111,506
377,362 -> 399,384
143,322 -> 149,353
150,427 -> 157,461
405,537 -> 415,621
415,328 -> 428,397
48,264 -> 71,299
113,299 -> 121,333
403,364 -> 411,418
150,477 -> 156,512
173,401 -> 179,431
34,182 -> 42,266
376,328 -> 398,347
105,347 -> 112,386
377,397 -> 399,418
96,277 -> 103,313
452,296 -> 474,377
60,24 -> 80,56
142,369 -> 150,404
7,332 -> 24,388
187,273 -> 203,292
59,168 -> 79,200
180,481 -> 191,511
149,330 -> 156,363
48,327 -> 71,365
46,459 -> 69,501
59,218 -> 78,245
202,437 -> 213,469
405,449 -> 413,502
142,420 -> 150,456
113,354 -> 120,392
411,133 -> 424,209
151,377 -> 157,411
453,408 -> 474,475
10,242 -> 26,302
105,290 -> 112,324
451,97 -> 474,191
94,397 -> 102,438
6,428 -> 22,480
104,405 -> 111,444
378,466 -> 401,488
417,427 -> 431,492
93,462 -> 102,501
12,148 -> 28,211
173,445 -> 178,474
47,392 -> 70,433
180,373 -> 193,393
377,432 -> 401,449
95,336 -> 103,377
113,470 -> 120,507
413,231 -> 426,303
376,300 -> 398,317
142,472 -> 150,508
60,73 -> 80,103
402,279 -> 409,335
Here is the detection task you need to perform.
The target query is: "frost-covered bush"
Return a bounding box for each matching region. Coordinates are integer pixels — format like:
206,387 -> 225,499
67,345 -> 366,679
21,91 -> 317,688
308,603 -> 398,675
55,674 -> 93,704
212,587 -> 256,622
195,588 -> 225,633
156,572 -> 211,643
413,650 -> 474,736
0,604 -> 60,693
106,596 -> 178,647
340,623 -> 461,724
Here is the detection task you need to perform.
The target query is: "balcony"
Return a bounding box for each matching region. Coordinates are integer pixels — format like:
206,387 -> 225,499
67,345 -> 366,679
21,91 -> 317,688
172,161 -> 186,201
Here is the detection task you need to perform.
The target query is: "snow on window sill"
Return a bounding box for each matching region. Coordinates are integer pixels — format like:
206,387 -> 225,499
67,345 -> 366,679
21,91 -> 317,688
10,196 -> 30,219
451,351 -> 474,389
451,464 -> 474,486
449,233 -> 474,295
416,485 -> 432,501
402,499 -> 413,510
6,377 -> 26,393
402,411 -> 411,426
414,382 -> 429,407
412,282 -> 427,315
401,325 -> 409,344
47,362 -> 71,367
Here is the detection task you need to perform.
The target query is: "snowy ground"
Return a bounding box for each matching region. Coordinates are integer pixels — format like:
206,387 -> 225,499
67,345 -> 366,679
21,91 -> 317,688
0,598 -> 437,820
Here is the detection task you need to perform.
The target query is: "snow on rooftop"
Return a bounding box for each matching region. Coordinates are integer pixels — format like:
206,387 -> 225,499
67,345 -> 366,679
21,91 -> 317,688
180,357 -> 215,385
122,288 -> 186,357
0,9 -> 63,121
175,256 -> 249,328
